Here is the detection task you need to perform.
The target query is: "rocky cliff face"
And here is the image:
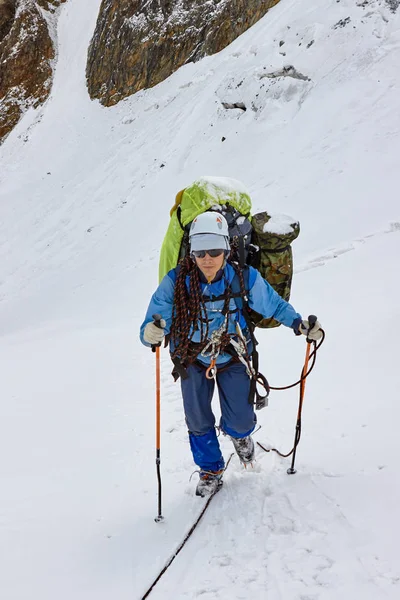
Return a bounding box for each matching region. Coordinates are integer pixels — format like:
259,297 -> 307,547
0,0 -> 65,144
87,0 -> 281,106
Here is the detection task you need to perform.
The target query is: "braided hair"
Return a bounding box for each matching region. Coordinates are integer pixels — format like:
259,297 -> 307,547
170,255 -> 210,364
170,254 -> 233,365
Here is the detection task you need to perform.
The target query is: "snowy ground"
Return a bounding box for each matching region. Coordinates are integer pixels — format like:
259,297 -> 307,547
0,0 -> 400,598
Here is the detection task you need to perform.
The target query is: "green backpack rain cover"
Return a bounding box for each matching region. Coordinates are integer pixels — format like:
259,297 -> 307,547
159,177 -> 252,282
158,176 -> 300,329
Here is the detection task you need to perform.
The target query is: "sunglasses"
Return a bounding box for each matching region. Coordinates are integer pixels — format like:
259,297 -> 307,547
192,249 -> 225,259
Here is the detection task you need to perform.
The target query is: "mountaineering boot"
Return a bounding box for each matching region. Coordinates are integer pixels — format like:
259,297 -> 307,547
231,435 -> 255,465
195,469 -> 224,497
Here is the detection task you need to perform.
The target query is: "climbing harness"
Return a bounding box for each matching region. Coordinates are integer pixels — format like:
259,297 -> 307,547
198,284 -> 271,411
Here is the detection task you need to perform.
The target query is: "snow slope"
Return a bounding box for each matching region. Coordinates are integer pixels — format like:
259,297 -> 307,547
0,0 -> 399,598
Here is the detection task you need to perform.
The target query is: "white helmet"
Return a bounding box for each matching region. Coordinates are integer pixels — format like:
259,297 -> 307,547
189,212 -> 230,252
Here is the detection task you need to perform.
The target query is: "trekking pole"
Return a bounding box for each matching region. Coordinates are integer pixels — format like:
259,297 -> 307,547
152,314 -> 164,522
287,315 -> 317,475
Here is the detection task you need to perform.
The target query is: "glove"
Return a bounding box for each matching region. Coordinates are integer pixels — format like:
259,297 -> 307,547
143,319 -> 166,345
299,319 -> 323,341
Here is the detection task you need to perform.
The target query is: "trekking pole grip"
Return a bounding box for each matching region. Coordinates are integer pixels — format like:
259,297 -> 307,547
151,313 -> 163,353
152,313 -> 163,329
306,314 -> 317,343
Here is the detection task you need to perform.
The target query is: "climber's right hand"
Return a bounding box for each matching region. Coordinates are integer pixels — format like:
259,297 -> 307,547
143,318 -> 166,346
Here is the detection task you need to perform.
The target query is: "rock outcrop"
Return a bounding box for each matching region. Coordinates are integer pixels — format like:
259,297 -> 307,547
36,0 -> 64,10
87,0 -> 281,106
0,0 -> 65,144
0,0 -> 16,42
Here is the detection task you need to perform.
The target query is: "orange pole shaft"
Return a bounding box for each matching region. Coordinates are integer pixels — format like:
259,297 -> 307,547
288,340 -> 313,475
303,341 -> 312,386
155,346 -> 161,450
154,345 -> 163,521
297,341 -> 312,417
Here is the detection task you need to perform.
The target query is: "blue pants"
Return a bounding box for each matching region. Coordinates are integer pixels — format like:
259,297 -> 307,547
181,360 -> 257,471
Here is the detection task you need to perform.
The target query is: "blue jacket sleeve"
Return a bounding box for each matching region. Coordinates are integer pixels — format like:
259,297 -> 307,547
248,269 -> 302,329
140,272 -> 175,347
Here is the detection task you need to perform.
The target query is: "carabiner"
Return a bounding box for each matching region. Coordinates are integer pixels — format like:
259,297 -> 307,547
206,358 -> 217,380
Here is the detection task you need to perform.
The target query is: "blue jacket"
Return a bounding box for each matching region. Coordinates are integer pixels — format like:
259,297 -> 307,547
140,263 -> 302,365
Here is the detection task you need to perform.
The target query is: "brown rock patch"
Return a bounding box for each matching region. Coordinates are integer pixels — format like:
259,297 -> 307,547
87,0 -> 281,106
0,0 -> 65,144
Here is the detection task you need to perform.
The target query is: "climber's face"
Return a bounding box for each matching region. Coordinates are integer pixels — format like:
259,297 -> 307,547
193,249 -> 225,282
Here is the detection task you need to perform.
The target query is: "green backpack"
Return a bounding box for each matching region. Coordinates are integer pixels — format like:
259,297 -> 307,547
159,177 -> 300,328
249,212 -> 300,328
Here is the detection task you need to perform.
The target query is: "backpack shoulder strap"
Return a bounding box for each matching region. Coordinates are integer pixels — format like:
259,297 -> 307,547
230,264 -> 265,408
230,264 -> 250,311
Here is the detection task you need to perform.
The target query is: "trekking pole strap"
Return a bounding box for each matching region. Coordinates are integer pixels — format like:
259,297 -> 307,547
257,330 -> 324,461
269,330 -> 324,391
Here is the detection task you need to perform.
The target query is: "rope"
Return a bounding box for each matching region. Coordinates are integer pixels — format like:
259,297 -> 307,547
170,256 -> 210,365
269,330 -> 325,391
141,454 -> 234,600
257,330 -> 325,459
